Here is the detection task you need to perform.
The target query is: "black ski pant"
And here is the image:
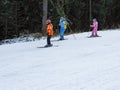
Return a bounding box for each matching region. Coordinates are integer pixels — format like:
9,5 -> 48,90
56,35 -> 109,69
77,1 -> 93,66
47,35 -> 51,45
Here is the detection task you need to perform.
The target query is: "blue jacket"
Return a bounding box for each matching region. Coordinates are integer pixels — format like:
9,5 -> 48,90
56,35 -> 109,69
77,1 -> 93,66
59,19 -> 68,33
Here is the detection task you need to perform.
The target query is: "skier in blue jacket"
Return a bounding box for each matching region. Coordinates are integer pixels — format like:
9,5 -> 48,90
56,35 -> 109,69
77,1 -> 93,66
59,17 -> 68,40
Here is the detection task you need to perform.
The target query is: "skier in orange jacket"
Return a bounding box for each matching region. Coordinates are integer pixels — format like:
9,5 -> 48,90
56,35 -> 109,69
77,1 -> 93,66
45,19 -> 54,47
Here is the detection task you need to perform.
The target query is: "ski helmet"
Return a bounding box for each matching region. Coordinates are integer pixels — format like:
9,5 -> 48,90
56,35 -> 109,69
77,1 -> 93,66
46,19 -> 51,24
93,18 -> 97,22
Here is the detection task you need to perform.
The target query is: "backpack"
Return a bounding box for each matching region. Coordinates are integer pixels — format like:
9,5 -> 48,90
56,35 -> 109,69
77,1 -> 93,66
63,21 -> 67,29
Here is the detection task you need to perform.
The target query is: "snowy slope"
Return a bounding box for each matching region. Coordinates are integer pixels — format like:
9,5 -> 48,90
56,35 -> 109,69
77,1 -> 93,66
0,29 -> 120,90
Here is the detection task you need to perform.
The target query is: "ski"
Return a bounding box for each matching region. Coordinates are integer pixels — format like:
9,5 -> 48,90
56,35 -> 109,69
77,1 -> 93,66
52,38 -> 68,42
37,45 -> 58,48
87,35 -> 101,38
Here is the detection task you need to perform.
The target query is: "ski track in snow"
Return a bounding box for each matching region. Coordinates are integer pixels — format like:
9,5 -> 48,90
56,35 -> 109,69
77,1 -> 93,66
0,30 -> 120,90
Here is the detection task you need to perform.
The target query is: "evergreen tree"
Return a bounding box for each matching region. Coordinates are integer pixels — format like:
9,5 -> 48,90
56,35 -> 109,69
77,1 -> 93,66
0,0 -> 120,40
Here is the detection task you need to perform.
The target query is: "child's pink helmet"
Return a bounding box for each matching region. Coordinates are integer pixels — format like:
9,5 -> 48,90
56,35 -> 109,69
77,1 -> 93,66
46,19 -> 51,24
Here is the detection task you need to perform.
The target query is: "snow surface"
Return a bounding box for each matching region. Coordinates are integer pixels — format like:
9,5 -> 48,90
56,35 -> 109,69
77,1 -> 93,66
0,29 -> 120,90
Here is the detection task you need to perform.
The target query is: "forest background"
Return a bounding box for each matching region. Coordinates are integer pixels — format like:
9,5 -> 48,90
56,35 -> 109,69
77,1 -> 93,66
0,0 -> 120,40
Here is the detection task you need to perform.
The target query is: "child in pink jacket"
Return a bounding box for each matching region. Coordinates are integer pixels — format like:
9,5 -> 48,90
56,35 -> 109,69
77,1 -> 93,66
90,18 -> 98,36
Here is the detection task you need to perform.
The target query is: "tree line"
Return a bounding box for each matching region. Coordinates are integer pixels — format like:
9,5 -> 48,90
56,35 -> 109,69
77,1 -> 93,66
0,0 -> 120,40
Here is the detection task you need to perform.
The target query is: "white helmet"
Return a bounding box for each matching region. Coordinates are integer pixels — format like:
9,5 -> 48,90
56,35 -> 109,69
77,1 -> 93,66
93,18 -> 97,22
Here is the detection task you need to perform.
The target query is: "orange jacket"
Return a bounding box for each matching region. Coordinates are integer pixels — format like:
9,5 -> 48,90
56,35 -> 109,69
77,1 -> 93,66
46,24 -> 53,36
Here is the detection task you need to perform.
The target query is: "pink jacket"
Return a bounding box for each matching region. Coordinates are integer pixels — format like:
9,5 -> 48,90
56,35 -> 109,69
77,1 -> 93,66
91,21 -> 98,31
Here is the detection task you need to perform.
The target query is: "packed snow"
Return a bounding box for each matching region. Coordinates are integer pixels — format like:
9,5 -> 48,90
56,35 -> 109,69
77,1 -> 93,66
0,29 -> 120,90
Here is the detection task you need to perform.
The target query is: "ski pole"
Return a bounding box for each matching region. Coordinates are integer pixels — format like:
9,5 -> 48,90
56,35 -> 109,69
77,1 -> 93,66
68,25 -> 76,40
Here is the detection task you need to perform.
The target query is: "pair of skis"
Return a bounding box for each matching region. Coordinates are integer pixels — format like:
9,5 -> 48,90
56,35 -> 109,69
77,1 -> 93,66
87,35 -> 101,38
37,45 -> 58,48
